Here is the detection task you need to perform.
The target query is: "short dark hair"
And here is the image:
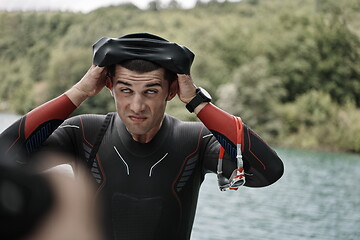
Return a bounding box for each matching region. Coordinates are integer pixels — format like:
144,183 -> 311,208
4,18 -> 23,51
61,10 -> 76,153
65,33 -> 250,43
107,59 -> 177,84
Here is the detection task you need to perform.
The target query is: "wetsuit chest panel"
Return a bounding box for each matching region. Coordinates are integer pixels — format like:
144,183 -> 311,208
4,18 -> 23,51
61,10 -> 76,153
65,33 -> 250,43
98,145 -> 188,196
94,115 -> 205,239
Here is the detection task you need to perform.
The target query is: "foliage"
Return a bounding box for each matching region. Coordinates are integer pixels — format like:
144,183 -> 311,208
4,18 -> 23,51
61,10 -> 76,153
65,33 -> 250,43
267,11 -> 360,106
275,91 -> 360,152
0,0 -> 359,152
217,57 -> 285,139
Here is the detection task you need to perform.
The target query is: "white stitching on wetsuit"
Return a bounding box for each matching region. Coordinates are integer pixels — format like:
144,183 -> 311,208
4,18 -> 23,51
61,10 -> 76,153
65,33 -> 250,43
59,125 -> 80,129
113,146 -> 130,175
149,153 -> 168,177
202,134 -> 213,139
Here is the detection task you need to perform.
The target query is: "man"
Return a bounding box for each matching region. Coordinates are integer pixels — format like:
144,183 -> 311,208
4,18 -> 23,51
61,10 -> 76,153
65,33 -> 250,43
0,33 -> 283,240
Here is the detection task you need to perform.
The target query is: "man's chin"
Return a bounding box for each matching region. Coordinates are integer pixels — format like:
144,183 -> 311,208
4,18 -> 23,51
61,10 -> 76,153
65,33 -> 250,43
126,126 -> 148,137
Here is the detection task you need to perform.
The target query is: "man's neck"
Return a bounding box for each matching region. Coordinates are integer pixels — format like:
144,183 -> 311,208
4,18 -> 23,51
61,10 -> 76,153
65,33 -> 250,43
128,117 -> 165,143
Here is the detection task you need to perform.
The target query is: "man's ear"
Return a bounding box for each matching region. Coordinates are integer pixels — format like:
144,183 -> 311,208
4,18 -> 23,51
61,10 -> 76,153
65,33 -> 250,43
106,78 -> 114,97
105,77 -> 113,90
167,79 -> 178,101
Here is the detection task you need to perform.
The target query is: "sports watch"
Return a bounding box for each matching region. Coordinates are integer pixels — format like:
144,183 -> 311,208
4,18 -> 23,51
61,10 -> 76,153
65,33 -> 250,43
186,87 -> 212,113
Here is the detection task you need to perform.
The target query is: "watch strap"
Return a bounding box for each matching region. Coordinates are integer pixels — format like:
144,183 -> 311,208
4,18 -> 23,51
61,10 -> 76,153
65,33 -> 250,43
186,88 -> 211,113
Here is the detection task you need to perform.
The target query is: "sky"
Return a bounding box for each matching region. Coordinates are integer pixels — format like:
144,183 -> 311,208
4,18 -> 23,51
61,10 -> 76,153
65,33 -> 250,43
0,0 -> 208,12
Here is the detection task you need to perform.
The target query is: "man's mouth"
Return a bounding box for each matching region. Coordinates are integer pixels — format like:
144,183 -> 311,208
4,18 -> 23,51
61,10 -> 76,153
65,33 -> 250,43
128,115 -> 147,122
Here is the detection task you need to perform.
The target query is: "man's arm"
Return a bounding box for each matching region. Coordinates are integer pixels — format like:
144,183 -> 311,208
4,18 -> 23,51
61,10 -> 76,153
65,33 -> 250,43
198,103 -> 284,187
177,74 -> 284,187
0,95 -> 77,168
0,65 -> 108,168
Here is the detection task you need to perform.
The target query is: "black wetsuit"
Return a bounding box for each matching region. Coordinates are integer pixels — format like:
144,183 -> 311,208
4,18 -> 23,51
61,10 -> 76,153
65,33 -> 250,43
0,95 -> 284,240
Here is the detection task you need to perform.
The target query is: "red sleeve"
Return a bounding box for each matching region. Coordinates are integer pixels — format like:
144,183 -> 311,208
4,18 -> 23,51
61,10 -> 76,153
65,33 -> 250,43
24,94 -> 77,139
197,103 -> 244,148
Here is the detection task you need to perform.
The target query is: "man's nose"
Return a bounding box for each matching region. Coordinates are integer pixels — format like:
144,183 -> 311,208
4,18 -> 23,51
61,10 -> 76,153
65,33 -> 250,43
129,94 -> 146,113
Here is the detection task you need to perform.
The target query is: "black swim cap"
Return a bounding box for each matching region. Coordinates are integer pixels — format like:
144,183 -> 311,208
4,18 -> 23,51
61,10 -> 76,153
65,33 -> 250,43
92,33 -> 195,74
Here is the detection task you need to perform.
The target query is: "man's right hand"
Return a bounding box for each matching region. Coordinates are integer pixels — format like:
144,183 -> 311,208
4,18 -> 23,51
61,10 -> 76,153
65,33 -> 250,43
65,65 -> 108,106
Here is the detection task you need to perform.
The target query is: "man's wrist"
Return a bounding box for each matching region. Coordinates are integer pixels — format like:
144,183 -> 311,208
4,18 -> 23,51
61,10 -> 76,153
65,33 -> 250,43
65,87 -> 89,107
182,93 -> 196,104
194,102 -> 209,115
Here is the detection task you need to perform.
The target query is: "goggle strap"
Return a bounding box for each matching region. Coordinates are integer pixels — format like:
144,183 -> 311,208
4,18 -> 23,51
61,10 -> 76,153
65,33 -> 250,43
216,116 -> 246,191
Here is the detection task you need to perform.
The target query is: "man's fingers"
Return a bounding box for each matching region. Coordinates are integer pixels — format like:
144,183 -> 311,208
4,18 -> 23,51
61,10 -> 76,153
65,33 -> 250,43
177,74 -> 192,83
88,65 -> 106,79
177,74 -> 197,104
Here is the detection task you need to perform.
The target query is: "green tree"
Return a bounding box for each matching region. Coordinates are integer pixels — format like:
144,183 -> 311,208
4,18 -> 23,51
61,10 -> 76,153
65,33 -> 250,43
268,11 -> 360,106
166,0 -> 181,9
148,0 -> 161,11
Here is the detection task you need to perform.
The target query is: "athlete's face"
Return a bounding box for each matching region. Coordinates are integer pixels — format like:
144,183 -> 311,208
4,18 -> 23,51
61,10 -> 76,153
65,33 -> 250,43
110,66 -> 177,143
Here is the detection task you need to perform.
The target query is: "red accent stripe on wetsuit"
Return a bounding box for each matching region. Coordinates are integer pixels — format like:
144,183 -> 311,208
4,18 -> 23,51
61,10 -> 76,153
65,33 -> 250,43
24,94 -> 77,139
197,103 -> 244,149
171,125 -> 204,231
5,118 -> 23,153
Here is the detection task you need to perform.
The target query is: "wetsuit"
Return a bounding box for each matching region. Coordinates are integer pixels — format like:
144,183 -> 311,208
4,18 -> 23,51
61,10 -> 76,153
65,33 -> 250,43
0,94 -> 284,240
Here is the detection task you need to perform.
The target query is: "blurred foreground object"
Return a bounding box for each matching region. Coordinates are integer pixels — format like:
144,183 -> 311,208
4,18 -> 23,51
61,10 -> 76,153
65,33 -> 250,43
0,156 -> 102,240
0,164 -> 53,239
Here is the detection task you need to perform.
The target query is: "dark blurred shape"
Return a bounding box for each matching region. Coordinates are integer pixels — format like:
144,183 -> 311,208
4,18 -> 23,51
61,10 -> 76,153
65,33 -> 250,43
0,164 -> 53,239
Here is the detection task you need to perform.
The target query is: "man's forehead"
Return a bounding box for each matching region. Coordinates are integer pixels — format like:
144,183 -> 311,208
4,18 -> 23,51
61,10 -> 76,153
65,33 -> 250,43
115,73 -> 164,83
113,65 -> 166,84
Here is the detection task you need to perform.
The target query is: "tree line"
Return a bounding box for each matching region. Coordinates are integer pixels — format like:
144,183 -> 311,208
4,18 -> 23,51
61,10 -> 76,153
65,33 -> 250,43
0,0 -> 359,152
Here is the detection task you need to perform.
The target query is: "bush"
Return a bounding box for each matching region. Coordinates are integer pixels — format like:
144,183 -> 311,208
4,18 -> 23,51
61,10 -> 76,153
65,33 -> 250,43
275,90 -> 360,152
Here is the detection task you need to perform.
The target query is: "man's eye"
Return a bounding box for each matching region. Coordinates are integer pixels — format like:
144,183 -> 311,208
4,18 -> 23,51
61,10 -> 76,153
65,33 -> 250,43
120,88 -> 132,93
145,89 -> 158,94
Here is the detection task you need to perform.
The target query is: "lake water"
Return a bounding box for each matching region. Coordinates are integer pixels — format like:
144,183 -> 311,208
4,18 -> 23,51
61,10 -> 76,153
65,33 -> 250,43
193,148 -> 360,240
1,113 -> 359,240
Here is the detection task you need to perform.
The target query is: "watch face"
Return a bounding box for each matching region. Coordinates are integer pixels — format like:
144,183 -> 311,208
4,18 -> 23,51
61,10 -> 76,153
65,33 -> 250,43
198,87 -> 212,101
